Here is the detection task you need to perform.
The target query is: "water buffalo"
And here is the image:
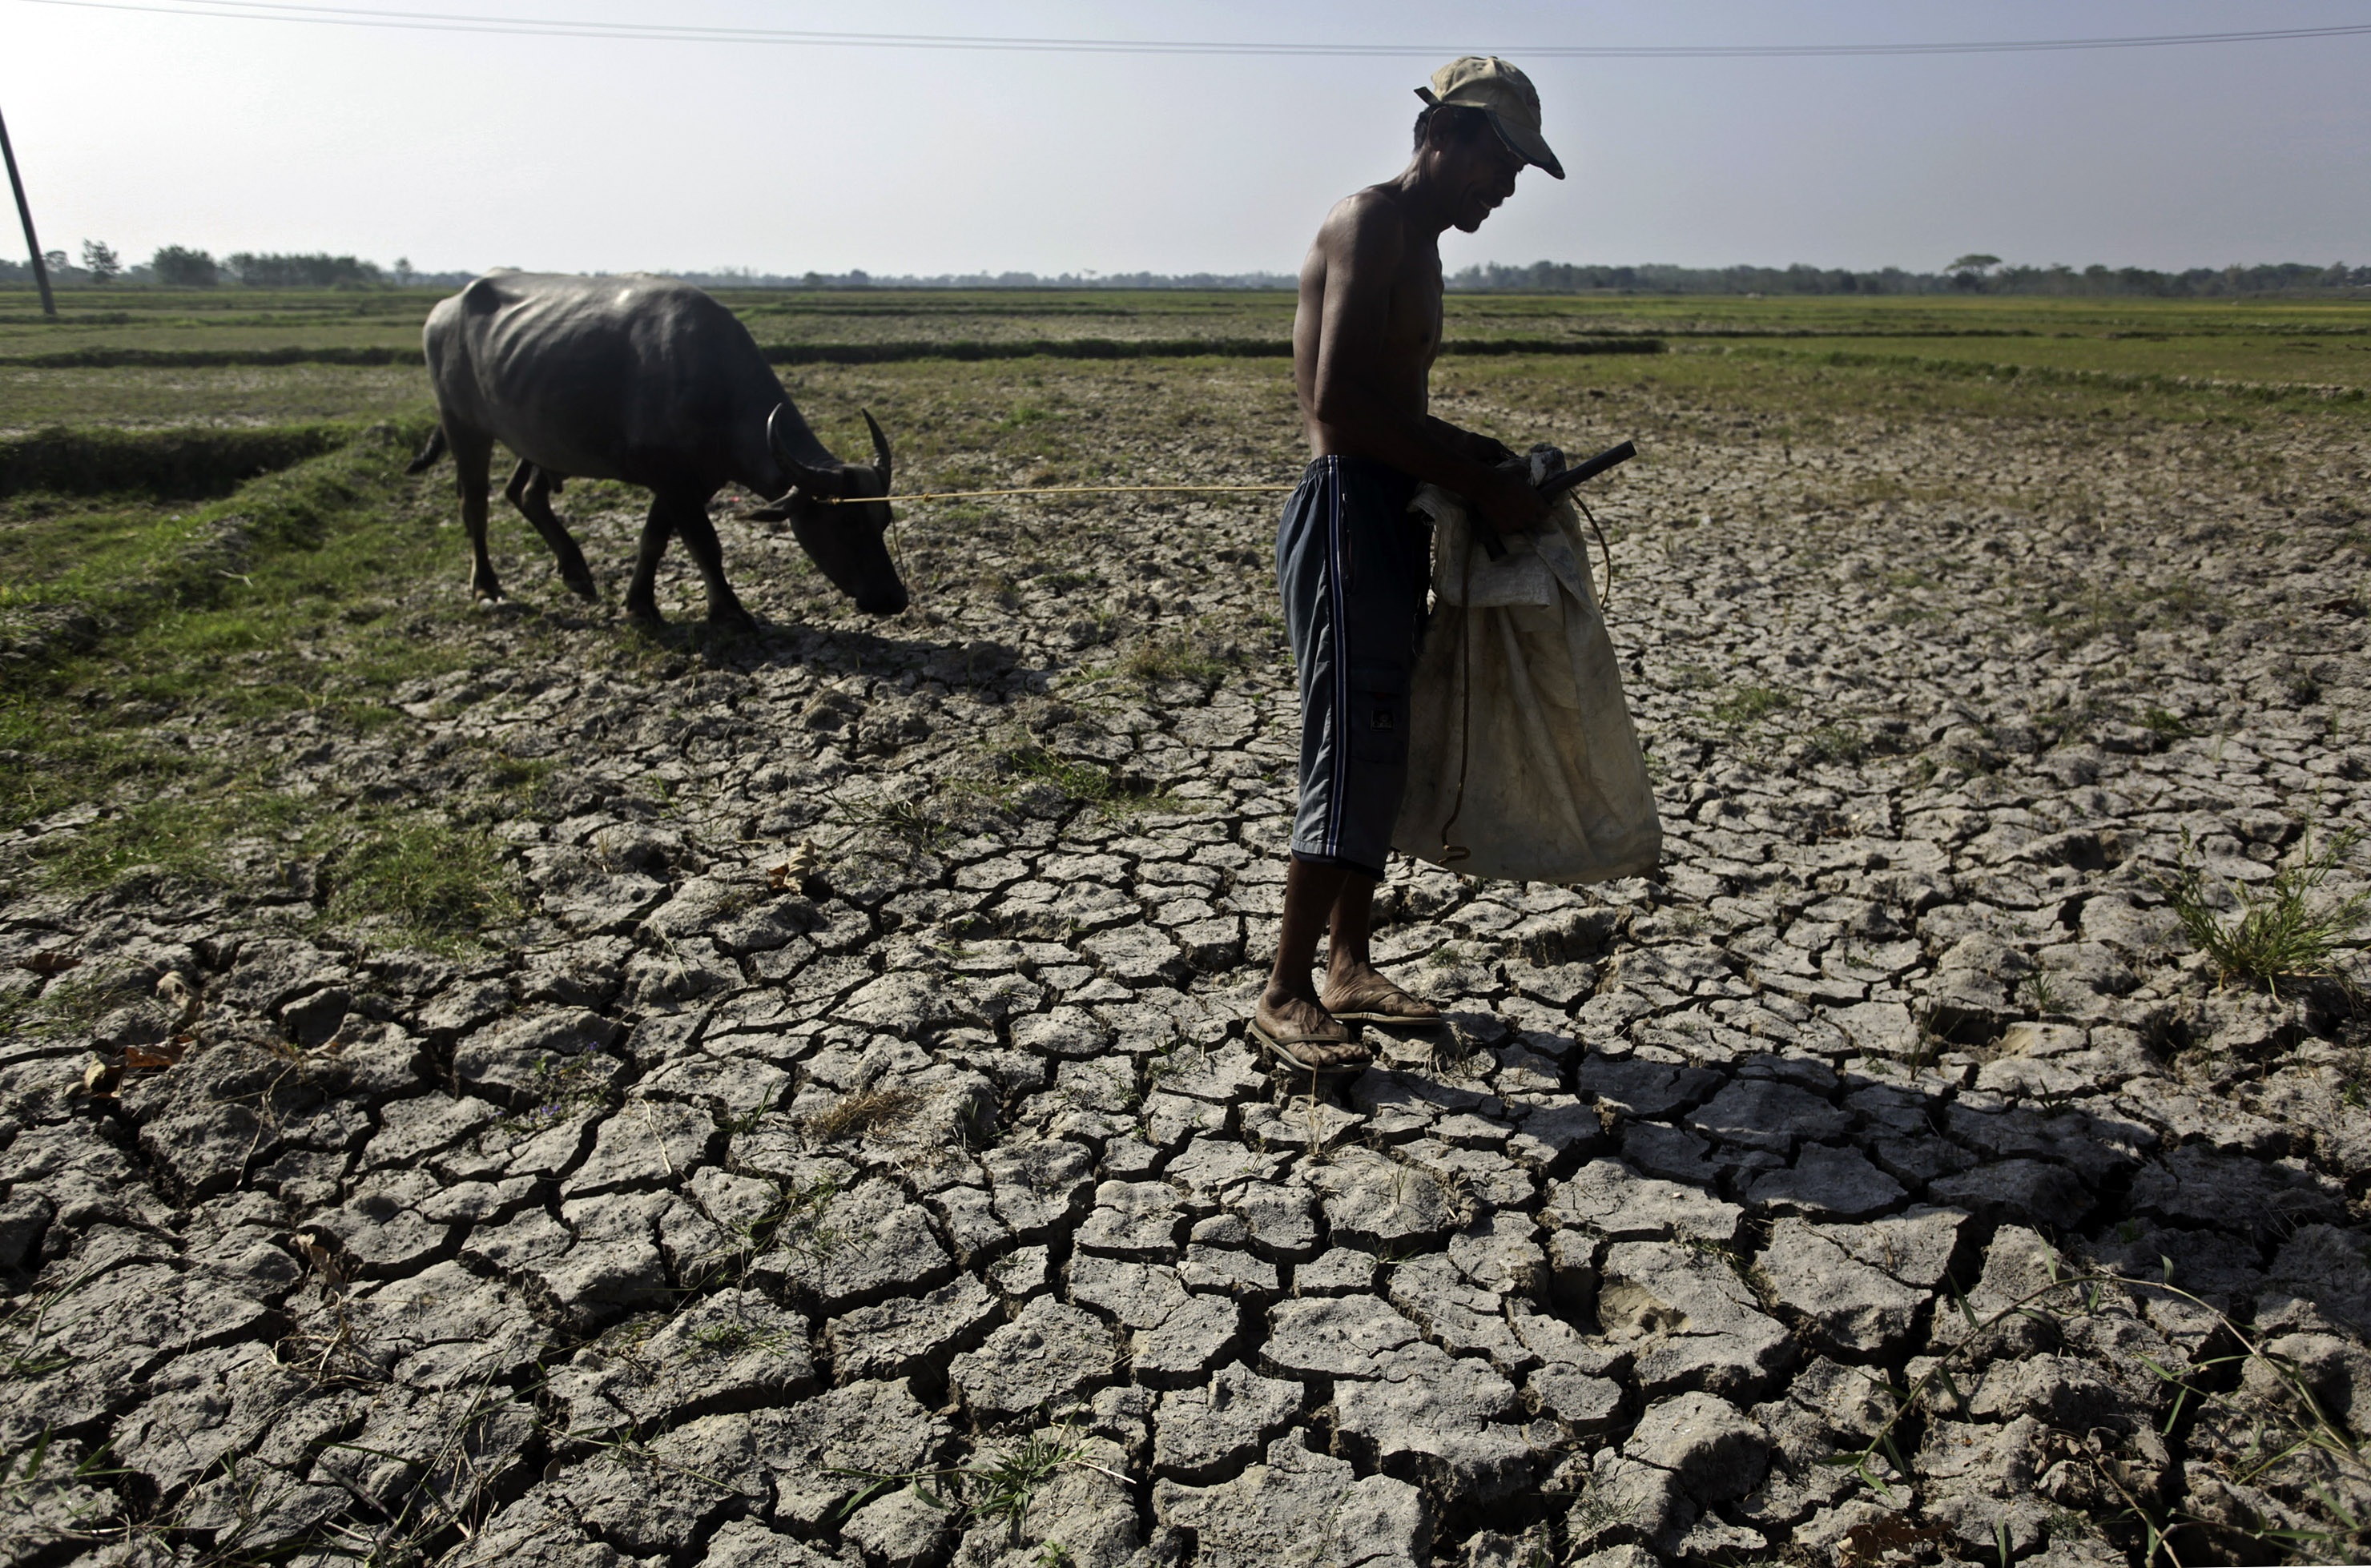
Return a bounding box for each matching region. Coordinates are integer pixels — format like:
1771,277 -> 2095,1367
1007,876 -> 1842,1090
409,270 -> 907,627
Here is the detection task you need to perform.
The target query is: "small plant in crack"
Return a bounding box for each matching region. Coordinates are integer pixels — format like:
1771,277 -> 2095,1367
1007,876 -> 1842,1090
0,1271 -> 91,1386
831,1423 -> 1122,1546
1828,1256 -> 2371,1566
743,1173 -> 841,1263
0,1428 -> 128,1550
2163,827 -> 2369,996
493,1051 -> 615,1137
803,1084 -> 924,1144
835,792 -> 949,850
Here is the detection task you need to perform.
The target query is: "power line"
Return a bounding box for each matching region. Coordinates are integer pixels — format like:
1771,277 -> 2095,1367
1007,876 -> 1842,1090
20,0 -> 2371,58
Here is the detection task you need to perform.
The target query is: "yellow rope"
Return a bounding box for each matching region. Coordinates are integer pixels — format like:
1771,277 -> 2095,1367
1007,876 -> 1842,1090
808,483 -> 1295,505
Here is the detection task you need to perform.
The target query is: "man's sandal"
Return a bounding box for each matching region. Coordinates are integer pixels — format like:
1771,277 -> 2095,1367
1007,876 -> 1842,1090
1321,977 -> 1443,1028
1249,1015 -> 1371,1075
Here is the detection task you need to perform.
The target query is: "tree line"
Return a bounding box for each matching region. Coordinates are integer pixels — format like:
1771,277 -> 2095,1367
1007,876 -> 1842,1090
0,246 -> 466,288
5,247 -> 2366,296
1445,256 -> 2371,297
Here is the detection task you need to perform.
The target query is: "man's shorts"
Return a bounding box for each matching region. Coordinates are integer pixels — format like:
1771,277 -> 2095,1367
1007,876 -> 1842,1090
1276,454 -> 1428,880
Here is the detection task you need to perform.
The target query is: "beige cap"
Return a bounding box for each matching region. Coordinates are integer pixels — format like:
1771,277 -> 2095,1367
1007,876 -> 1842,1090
1418,55 -> 1564,179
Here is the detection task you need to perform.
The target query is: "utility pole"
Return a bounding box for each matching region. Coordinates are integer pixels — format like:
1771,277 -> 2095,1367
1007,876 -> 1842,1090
0,103 -> 57,320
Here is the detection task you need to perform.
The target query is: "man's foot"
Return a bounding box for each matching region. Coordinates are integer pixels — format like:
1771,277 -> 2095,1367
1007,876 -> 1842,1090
1320,967 -> 1443,1027
1251,991 -> 1371,1073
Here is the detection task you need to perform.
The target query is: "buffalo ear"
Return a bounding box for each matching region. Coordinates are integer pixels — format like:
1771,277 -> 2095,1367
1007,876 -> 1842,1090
739,500 -> 796,522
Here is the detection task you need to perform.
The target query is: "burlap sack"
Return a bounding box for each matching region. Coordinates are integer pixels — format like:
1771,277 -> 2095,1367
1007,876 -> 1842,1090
1391,481 -> 1662,883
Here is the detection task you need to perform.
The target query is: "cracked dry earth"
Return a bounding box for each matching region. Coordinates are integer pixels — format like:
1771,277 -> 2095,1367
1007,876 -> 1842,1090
4,391 -> 2371,1568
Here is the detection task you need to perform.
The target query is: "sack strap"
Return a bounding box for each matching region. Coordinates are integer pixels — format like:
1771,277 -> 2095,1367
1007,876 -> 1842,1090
1435,521 -> 1475,867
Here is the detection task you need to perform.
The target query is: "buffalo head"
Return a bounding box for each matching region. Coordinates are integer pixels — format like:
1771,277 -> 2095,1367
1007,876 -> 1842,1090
748,405 -> 908,616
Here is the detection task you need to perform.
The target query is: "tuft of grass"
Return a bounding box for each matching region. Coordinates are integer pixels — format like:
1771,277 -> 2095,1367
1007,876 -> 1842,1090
835,794 -> 948,849
984,738 -> 1179,817
831,1425 -> 1105,1548
2164,829 -> 2369,995
1118,629 -> 1239,689
1800,722 -> 1869,766
324,817 -> 525,951
804,1085 -> 925,1144
29,783 -> 307,890
493,1051 -> 617,1137
1709,685 -> 1797,728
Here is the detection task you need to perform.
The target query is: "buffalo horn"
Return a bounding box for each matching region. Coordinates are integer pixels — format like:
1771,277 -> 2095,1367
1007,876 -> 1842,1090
861,408 -> 893,494
767,404 -> 842,497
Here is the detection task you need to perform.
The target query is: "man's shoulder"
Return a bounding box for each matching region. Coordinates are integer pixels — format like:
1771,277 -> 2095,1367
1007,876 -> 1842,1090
1320,186 -> 1411,255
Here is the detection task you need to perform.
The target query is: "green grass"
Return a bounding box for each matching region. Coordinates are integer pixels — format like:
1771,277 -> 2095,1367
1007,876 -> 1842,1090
5,284 -> 2365,397
1116,626 -> 1241,688
324,817 -> 525,949
1709,685 -> 1797,728
0,291 -> 2358,942
0,366 -> 433,432
2164,830 -> 2370,996
0,419 -> 604,954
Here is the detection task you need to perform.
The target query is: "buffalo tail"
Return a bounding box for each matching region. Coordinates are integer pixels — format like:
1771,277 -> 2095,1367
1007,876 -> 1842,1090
405,426 -> 449,475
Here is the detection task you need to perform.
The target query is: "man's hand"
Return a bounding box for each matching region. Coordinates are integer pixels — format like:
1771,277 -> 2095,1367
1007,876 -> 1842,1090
1471,465 -> 1550,535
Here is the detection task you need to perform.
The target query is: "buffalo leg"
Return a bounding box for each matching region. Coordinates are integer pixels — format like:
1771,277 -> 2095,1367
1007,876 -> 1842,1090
666,491 -> 757,630
503,460 -> 598,601
449,427 -> 501,602
623,493 -> 675,625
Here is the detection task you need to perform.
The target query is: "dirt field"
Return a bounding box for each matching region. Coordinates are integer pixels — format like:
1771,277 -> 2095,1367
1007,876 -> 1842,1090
2,290 -> 2369,1566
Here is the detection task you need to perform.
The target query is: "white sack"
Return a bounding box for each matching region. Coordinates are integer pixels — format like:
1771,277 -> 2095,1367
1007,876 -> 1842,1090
1391,483 -> 1662,883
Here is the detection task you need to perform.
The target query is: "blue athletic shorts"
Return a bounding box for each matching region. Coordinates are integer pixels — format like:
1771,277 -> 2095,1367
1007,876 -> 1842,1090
1276,454 -> 1428,881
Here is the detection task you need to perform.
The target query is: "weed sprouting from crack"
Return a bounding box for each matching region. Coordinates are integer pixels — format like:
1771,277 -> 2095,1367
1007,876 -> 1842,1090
690,1318 -> 800,1357
831,1424 -> 1121,1546
747,1173 -> 842,1264
1828,1256 -> 2371,1566
835,792 -> 950,850
2163,827 -> 2369,996
493,1051 -> 617,1139
1114,624 -> 1242,690
804,1084 -> 925,1144
0,1268 -> 95,1385
0,1429 -> 130,1553
1709,684 -> 1797,730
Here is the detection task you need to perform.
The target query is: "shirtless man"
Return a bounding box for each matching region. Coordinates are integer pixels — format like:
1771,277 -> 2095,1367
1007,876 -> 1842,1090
1252,57 -> 1564,1073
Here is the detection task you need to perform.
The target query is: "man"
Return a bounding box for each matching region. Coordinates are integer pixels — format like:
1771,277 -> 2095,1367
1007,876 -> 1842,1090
1253,57 -> 1564,1072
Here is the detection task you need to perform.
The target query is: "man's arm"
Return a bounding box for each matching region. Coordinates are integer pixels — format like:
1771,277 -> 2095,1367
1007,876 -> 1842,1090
1308,197 -> 1546,532
1423,415 -> 1515,466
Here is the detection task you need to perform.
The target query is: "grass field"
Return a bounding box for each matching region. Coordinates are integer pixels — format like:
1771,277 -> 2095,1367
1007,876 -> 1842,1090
0,284 -> 2363,915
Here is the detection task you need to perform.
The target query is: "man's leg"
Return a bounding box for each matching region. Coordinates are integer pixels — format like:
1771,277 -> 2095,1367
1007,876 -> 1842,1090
1315,869 -> 1440,1023
1258,858 -> 1369,1066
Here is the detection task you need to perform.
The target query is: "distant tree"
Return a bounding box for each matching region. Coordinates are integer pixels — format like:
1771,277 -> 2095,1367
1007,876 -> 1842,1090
42,250 -> 66,275
79,239 -> 122,283
223,251 -> 383,287
1944,253 -> 1999,292
393,255 -> 414,284
151,245 -> 219,286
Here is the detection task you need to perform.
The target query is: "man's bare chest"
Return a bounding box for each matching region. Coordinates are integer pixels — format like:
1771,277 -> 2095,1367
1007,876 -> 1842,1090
1382,267 -> 1445,363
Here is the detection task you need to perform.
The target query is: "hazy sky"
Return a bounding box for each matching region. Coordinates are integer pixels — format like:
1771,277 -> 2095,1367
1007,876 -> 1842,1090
6,0 -> 2369,278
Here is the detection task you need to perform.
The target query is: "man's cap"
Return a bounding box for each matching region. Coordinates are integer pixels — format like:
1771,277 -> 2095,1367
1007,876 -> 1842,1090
1417,55 -> 1564,180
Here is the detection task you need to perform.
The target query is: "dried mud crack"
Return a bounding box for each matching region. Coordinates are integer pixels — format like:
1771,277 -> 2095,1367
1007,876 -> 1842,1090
3,396 -> 2369,1568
